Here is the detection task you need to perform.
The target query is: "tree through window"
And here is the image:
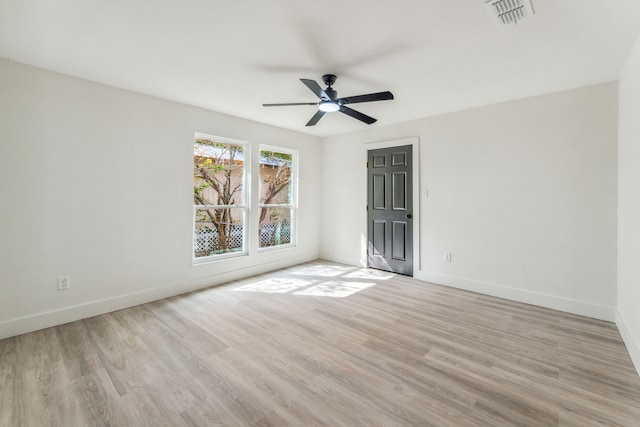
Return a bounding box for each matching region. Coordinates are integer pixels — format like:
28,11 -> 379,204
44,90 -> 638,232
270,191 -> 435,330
193,135 -> 247,259
259,147 -> 296,249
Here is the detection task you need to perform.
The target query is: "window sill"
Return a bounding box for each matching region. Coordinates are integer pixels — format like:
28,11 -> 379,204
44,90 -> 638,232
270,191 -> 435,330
257,243 -> 296,254
192,250 -> 249,265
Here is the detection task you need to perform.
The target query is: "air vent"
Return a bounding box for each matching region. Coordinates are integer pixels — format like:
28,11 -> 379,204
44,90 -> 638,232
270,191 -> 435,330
485,0 -> 534,25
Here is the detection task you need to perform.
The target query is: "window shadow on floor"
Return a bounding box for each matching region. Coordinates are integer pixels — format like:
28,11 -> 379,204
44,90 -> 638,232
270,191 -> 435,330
232,262 -> 393,298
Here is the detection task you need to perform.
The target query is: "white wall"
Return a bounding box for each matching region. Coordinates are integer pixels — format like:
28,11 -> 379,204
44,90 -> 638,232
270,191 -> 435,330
0,59 -> 321,339
617,34 -> 640,374
321,82 -> 618,321
0,58 -> 625,343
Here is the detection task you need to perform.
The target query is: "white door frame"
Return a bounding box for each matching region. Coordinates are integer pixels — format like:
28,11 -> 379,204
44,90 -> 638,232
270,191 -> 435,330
362,136 -> 420,273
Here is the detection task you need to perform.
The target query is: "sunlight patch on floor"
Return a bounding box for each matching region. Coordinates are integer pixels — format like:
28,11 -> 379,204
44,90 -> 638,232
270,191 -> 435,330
344,269 -> 393,280
232,278 -> 314,293
294,281 -> 376,298
290,264 -> 357,277
232,264 -> 392,297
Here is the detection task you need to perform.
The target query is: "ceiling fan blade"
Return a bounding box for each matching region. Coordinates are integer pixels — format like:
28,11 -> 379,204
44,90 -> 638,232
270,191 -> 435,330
300,79 -> 330,100
305,110 -> 325,126
263,102 -> 318,107
339,91 -> 394,104
340,106 -> 377,124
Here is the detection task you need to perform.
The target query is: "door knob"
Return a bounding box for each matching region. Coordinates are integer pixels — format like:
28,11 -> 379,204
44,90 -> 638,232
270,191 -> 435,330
406,214 -> 412,219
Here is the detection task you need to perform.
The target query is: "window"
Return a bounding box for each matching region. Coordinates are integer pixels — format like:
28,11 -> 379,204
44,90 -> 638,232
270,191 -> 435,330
192,136 -> 296,261
259,146 -> 296,249
193,134 -> 248,260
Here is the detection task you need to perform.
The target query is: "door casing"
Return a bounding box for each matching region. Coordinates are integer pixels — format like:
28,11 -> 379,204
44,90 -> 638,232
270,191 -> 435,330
361,137 -> 420,274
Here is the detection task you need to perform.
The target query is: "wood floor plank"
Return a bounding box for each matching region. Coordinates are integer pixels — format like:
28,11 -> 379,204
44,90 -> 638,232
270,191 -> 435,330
0,337 -> 24,426
1,260 -> 640,426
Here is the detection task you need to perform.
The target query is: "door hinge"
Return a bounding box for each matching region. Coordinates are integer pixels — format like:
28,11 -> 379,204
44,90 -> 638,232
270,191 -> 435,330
366,161 -> 369,168
366,205 -> 368,212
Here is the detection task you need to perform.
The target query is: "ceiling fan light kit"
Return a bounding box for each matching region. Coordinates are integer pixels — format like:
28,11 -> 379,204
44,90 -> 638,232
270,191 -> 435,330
318,101 -> 340,112
262,74 -> 394,127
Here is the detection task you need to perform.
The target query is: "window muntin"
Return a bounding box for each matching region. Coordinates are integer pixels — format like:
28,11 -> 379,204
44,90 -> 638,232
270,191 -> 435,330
259,147 -> 296,249
193,134 -> 248,260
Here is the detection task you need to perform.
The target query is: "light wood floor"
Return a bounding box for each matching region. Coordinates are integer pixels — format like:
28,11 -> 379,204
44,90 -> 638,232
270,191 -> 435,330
2,260 -> 640,426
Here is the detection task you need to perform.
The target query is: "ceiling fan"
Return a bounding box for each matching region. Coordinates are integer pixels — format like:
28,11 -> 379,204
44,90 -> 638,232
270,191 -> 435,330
262,74 -> 394,126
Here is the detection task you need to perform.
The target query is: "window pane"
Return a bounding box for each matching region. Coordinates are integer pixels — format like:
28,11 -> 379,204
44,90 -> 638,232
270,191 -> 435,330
259,207 -> 292,248
194,208 -> 245,257
259,150 -> 292,205
194,139 -> 245,206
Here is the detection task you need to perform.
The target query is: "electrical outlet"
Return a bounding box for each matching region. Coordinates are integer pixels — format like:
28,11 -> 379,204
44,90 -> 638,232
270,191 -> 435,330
58,276 -> 70,290
443,253 -> 452,263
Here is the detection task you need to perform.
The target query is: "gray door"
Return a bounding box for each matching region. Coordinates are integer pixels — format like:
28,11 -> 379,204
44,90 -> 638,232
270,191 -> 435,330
367,145 -> 413,276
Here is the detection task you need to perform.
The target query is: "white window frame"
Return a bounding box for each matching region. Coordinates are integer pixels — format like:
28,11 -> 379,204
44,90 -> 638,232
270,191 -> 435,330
193,133 -> 251,263
258,145 -> 298,252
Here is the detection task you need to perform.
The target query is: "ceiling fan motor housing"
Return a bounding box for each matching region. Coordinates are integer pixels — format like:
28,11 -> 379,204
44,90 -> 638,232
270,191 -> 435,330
325,88 -> 338,100
322,74 -> 338,100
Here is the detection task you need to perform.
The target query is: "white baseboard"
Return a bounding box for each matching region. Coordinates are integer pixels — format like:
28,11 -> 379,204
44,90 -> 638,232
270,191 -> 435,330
414,270 -> 615,321
616,309 -> 640,376
0,255 -> 317,340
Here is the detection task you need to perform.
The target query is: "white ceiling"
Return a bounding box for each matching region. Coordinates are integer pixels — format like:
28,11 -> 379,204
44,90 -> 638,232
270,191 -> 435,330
2,0 -> 640,137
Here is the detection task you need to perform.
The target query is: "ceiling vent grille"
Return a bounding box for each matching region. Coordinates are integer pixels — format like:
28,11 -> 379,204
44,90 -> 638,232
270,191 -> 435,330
485,0 -> 534,25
